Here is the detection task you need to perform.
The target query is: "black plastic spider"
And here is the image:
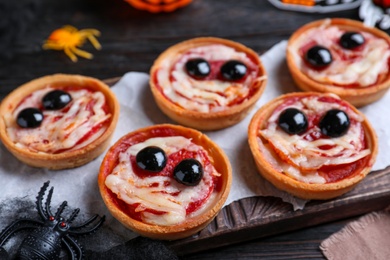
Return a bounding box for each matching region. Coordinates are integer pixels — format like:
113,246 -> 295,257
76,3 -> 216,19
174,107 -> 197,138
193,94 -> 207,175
0,181 -> 105,260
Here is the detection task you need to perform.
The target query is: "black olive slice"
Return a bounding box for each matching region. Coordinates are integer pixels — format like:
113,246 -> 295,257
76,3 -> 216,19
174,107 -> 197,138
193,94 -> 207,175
305,45 -> 333,68
173,158 -> 203,186
319,109 -> 350,138
185,58 -> 211,79
16,108 -> 44,128
340,32 -> 365,49
220,60 -> 247,80
136,146 -> 167,172
278,108 -> 308,135
42,90 -> 72,110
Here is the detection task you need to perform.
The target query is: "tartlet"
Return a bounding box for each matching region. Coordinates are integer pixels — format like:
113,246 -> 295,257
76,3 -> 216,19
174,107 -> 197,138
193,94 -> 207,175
248,92 -> 378,200
0,74 -> 119,170
150,37 -> 267,130
98,124 -> 232,240
286,18 -> 390,107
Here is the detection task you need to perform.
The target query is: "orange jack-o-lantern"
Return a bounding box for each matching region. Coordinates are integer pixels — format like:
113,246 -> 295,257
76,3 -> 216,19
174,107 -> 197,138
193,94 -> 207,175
124,0 -> 192,13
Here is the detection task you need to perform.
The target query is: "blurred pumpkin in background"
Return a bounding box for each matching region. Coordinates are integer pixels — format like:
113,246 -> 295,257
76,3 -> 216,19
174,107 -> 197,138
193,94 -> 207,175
373,0 -> 390,8
124,0 -> 192,13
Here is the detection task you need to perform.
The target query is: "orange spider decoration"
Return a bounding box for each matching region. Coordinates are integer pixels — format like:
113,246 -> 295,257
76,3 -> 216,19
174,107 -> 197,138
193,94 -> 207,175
43,25 -> 101,62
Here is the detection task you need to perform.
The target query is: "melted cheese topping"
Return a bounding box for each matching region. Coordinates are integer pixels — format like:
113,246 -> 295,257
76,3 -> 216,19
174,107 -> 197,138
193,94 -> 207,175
105,136 -> 220,226
291,19 -> 390,87
5,87 -> 111,153
156,44 -> 264,113
260,95 -> 370,184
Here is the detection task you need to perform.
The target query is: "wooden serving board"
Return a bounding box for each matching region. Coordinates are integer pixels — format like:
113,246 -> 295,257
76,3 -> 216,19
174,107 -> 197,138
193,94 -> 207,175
104,78 -> 390,256
168,167 -> 390,255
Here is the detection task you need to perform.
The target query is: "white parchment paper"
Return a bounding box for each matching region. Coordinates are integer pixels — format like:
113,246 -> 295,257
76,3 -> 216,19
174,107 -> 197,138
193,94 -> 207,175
1,40 -> 389,246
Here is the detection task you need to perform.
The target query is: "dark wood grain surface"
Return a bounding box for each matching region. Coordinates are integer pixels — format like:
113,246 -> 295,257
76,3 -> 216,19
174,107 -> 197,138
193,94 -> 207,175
2,0 -> 389,259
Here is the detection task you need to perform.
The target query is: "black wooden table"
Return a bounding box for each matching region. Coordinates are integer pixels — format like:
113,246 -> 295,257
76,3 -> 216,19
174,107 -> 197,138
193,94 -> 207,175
1,0 -> 387,259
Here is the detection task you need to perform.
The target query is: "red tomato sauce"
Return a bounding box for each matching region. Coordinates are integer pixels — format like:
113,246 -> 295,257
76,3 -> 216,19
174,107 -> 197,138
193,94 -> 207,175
298,39 -> 390,88
267,95 -> 369,182
319,156 -> 369,183
15,86 -> 111,154
104,126 -> 222,222
153,53 -> 261,110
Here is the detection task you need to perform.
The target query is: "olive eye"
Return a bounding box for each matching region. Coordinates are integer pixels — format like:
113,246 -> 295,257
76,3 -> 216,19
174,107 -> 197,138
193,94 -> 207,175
220,60 -> 247,80
16,108 -> 44,128
185,58 -> 211,79
340,32 -> 365,49
42,90 -> 72,110
305,45 -> 332,68
278,108 -> 308,135
173,158 -> 203,186
319,109 -> 350,138
136,146 -> 167,172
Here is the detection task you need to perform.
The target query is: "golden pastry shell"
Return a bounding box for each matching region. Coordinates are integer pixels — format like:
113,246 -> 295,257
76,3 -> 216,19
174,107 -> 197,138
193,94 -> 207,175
248,92 -> 378,200
98,124 -> 232,240
286,18 -> 390,107
150,37 -> 267,131
0,74 -> 120,170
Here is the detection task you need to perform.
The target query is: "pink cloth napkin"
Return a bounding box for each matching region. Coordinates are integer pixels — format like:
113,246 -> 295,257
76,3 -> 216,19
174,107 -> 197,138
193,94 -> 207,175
320,206 -> 390,260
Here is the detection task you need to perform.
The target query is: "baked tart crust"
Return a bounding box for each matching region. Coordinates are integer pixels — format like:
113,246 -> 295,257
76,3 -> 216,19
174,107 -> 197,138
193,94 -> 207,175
98,124 -> 232,240
0,74 -> 119,170
248,92 -> 378,200
287,18 -> 390,107
150,37 -> 267,130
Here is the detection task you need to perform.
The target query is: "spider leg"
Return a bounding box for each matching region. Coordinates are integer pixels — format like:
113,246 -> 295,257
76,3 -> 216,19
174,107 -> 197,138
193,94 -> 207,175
69,214 -> 98,230
55,201 -> 68,219
42,42 -> 63,50
63,235 -> 83,260
79,30 -> 101,50
67,208 -> 80,224
80,29 -> 100,36
0,219 -> 43,247
62,237 -> 77,260
69,215 -> 105,236
70,46 -> 93,60
45,187 -> 54,217
86,34 -> 102,50
64,47 -> 78,62
36,181 -> 50,220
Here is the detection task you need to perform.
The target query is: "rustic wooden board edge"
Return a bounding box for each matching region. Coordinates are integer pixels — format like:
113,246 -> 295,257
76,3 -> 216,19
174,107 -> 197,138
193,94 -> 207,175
168,166 -> 390,255
103,78 -> 390,256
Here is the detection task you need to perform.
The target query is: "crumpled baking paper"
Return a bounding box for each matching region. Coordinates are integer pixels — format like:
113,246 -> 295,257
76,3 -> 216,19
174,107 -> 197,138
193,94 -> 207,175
1,40 -> 389,249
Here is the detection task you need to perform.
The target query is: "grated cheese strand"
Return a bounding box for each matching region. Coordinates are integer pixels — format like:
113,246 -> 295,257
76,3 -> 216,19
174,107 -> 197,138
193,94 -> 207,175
105,136 -> 219,226
260,95 -> 370,182
156,44 -> 263,113
291,20 -> 390,87
6,87 -> 110,153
